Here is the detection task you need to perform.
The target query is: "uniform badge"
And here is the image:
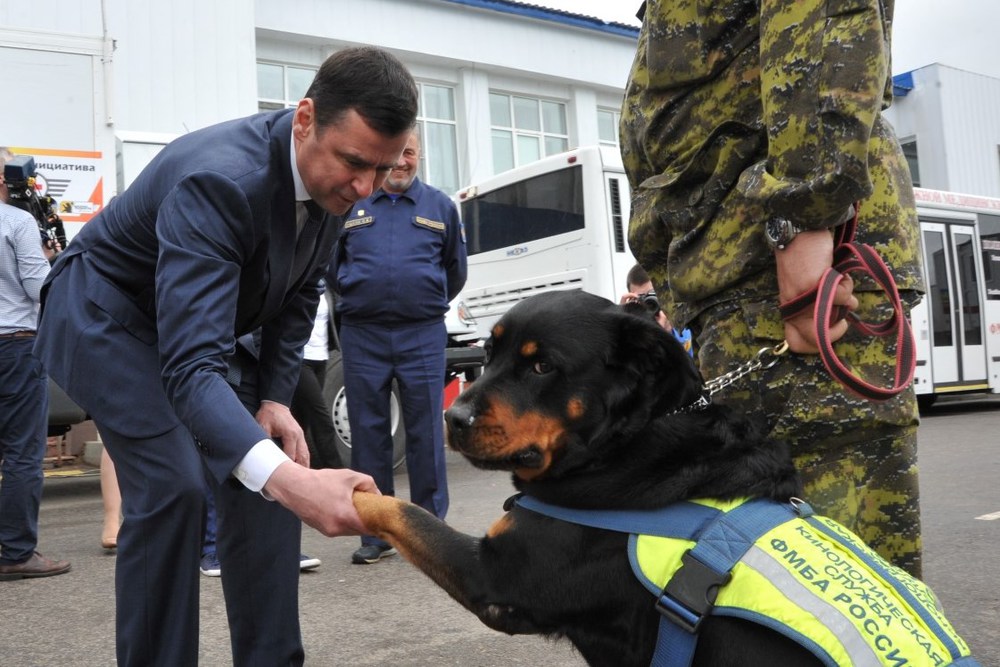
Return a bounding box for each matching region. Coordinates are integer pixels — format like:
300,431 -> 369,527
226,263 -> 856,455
415,216 -> 446,231
345,215 -> 374,230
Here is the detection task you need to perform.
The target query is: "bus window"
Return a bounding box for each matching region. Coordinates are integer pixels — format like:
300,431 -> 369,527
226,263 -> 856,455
980,214 -> 1000,300
953,231 -> 982,346
923,229 -> 953,347
461,165 -> 584,256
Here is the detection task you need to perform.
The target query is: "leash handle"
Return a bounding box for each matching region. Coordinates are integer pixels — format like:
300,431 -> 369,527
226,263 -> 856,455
778,207 -> 916,401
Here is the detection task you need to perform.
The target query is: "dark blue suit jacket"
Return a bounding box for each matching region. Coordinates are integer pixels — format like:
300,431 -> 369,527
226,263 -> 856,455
36,109 -> 343,482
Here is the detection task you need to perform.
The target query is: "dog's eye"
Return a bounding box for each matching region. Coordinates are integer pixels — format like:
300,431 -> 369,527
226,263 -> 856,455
483,345 -> 493,365
532,361 -> 553,375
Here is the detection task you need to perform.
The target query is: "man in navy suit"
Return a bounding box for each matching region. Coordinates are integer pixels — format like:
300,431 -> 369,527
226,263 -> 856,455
34,46 -> 417,666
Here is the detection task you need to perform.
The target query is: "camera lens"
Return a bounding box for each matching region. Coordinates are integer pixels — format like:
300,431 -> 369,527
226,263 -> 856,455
639,292 -> 660,313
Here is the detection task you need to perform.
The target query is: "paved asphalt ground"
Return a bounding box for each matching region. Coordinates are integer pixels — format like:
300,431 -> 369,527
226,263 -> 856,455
2,395 -> 998,666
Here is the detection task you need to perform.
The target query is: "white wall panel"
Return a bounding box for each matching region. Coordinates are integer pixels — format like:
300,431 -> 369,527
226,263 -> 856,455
105,0 -> 258,135
254,0 -> 636,92
938,67 -> 1000,196
886,64 -> 1000,197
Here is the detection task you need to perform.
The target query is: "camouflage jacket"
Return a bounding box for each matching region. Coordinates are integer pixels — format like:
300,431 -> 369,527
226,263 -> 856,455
620,0 -> 923,328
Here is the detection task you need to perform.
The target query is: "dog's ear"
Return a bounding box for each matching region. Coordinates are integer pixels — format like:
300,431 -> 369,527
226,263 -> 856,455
611,310 -> 704,415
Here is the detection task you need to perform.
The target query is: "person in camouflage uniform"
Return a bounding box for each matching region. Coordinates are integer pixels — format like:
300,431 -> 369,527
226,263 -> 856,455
620,0 -> 924,576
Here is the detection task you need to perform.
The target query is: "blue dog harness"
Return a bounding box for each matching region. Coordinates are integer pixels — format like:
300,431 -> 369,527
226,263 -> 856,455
512,495 -> 978,667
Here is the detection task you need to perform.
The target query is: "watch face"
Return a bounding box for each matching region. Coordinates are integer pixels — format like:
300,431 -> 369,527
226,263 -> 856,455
765,218 -> 793,249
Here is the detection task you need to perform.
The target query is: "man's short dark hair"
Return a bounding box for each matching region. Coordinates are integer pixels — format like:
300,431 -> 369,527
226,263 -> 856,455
626,263 -> 651,291
306,46 -> 418,137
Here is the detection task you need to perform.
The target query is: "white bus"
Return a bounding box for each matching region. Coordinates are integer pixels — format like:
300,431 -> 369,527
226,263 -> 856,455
455,146 -> 1000,408
910,188 -> 1000,407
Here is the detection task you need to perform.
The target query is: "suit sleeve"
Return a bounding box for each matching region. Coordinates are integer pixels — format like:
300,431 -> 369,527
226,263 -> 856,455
153,171 -> 270,479
739,0 -> 892,228
257,269 -> 322,406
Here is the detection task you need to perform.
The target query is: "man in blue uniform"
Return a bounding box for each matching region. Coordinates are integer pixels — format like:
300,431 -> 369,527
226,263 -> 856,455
334,129 -> 467,564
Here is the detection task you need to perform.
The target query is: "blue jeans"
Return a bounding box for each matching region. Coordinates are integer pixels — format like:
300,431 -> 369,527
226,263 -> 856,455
0,338 -> 48,564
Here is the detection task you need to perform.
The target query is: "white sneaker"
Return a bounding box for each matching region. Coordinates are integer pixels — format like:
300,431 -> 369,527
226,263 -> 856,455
299,553 -> 321,571
199,553 -> 221,577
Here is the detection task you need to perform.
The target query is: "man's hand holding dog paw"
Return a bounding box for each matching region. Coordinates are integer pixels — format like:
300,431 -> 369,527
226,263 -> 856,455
352,492 -> 410,539
264,463 -> 378,536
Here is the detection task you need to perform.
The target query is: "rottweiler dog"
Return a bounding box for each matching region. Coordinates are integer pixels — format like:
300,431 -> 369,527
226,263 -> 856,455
350,291 -> 951,666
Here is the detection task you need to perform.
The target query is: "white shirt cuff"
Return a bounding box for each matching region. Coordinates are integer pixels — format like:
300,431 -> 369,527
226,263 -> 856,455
233,439 -> 291,494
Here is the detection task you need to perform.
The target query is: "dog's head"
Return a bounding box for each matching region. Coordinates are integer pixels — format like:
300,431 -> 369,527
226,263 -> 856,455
445,290 -> 705,482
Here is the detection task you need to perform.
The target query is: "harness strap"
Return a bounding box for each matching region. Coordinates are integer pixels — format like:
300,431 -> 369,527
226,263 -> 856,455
512,494 -> 721,540
778,210 -> 916,401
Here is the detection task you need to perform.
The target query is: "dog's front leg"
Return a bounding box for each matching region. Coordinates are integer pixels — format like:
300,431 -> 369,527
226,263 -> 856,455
352,492 -> 537,634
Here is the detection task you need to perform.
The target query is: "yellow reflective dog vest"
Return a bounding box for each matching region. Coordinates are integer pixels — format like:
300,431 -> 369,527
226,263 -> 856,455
513,495 -> 977,667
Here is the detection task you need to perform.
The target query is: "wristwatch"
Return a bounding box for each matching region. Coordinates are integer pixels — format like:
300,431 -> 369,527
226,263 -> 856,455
764,217 -> 805,250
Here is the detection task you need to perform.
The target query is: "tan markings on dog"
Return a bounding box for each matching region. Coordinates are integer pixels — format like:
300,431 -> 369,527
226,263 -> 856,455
566,397 -> 585,420
492,323 -> 505,339
520,341 -> 538,357
481,399 -> 566,481
352,492 -> 409,540
486,513 -> 515,538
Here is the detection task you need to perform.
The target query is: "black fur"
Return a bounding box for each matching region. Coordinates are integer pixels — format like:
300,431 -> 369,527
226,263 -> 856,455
360,291 -> 820,665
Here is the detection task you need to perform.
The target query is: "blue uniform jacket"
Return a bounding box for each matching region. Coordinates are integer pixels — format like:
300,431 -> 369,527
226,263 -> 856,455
334,177 -> 467,326
35,109 -> 343,482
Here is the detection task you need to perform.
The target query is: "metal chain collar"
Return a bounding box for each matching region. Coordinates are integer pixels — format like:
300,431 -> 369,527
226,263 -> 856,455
704,341 -> 789,397
673,341 -> 790,414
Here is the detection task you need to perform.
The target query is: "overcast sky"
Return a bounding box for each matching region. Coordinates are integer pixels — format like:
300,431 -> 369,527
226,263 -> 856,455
537,0 -> 1000,80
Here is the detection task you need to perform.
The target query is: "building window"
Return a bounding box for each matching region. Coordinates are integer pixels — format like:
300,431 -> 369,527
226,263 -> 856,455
256,62 -> 317,111
598,108 -> 620,147
902,139 -> 920,188
489,93 -> 569,174
417,83 -> 460,195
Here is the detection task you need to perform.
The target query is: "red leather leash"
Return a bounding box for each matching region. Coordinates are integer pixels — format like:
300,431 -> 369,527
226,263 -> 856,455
777,211 -> 916,401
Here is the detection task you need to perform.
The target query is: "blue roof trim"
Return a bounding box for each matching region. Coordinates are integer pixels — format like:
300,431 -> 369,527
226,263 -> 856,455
439,0 -> 640,39
892,71 -> 914,97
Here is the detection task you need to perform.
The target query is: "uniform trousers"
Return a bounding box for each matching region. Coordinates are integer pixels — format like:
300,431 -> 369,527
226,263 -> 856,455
292,358 -> 345,469
0,338 -> 48,564
691,290 -> 922,577
341,319 -> 449,548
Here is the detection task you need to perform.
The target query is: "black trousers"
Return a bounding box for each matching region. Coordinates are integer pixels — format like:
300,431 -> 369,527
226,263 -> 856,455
291,359 -> 344,469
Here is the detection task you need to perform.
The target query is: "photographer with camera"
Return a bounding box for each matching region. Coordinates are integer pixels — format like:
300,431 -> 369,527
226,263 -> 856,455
620,263 -> 692,356
2,152 -> 67,260
0,147 -> 71,581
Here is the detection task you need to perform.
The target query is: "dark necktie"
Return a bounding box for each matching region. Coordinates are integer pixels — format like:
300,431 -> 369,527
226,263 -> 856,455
289,200 -> 323,289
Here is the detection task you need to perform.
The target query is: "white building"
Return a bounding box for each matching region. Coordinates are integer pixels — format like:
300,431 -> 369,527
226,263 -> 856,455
0,0 -> 639,212
3,0 -> 998,219
885,63 -> 1000,198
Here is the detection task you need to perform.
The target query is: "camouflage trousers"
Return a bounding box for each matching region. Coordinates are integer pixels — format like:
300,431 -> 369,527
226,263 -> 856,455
691,290 -> 922,578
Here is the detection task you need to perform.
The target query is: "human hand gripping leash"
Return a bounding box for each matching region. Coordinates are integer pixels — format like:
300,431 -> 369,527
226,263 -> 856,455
777,208 -> 916,401
682,207 -> 916,411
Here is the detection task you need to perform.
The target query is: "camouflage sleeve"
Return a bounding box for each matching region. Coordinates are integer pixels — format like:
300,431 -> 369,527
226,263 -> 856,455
738,0 -> 894,229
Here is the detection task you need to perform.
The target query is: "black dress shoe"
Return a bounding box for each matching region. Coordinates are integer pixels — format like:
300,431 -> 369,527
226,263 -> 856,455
0,551 -> 72,581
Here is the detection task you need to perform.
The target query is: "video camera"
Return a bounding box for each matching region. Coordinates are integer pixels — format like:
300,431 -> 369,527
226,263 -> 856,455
3,154 -> 67,253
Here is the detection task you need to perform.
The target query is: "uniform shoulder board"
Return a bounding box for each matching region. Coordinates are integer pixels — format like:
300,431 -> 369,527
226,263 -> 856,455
345,215 -> 374,230
415,216 -> 446,231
